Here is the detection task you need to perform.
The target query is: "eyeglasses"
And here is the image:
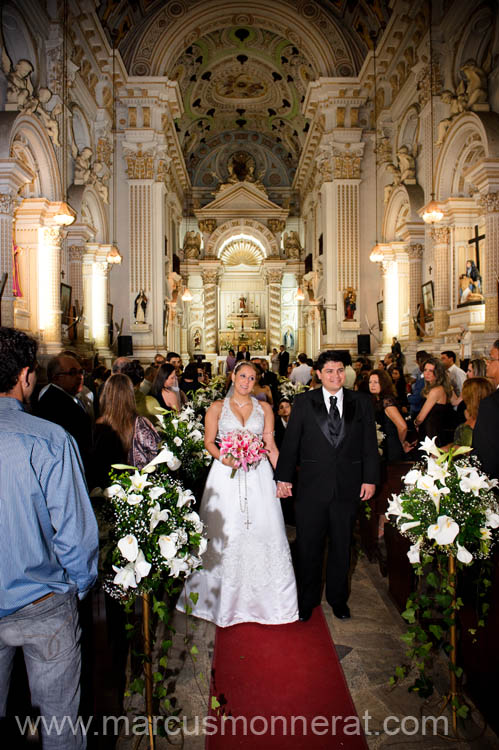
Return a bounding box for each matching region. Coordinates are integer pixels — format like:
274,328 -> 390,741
56,368 -> 85,377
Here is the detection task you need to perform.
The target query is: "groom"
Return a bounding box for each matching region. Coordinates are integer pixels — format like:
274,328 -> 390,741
275,350 -> 379,621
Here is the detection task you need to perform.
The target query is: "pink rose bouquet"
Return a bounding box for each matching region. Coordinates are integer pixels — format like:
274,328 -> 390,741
219,430 -> 269,478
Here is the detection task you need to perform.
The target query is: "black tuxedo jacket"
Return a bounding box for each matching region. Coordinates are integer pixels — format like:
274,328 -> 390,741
473,389 -> 499,480
275,387 -> 380,503
278,351 -> 289,376
35,384 -> 92,472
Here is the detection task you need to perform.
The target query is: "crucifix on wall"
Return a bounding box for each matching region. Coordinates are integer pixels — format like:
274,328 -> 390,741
459,225 -> 484,305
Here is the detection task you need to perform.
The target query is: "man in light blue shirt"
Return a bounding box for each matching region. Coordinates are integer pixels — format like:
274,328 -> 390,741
0,327 -> 98,749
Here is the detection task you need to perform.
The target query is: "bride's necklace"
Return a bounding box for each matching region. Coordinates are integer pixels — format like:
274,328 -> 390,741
232,397 -> 251,408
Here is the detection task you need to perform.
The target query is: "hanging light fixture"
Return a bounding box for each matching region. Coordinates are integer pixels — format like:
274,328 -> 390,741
55,0 -> 76,227
181,190 -> 193,301
421,0 -> 443,224
107,35 -> 122,264
369,30 -> 384,264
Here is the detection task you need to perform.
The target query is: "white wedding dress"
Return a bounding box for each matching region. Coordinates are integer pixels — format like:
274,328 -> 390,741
177,396 -> 298,627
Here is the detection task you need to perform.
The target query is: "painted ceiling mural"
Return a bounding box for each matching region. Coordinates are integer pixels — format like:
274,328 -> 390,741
170,26 -> 314,204
96,1 -> 391,208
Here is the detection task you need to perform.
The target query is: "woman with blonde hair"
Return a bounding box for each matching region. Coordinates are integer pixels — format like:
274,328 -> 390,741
453,377 -> 494,447
414,357 -> 457,446
90,373 -> 159,489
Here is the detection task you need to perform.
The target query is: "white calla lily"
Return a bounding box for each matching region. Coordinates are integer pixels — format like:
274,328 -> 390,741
426,458 -> 448,483
118,534 -> 139,562
158,533 -> 178,559
197,536 -> 208,555
176,488 -> 195,508
480,527 -> 491,541
190,429 -> 203,442
173,436 -> 183,447
456,543 -> 473,564
427,515 -> 459,545
143,447 -> 181,473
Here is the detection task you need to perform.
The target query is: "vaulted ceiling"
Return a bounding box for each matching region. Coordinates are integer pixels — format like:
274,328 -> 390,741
97,1 -> 391,207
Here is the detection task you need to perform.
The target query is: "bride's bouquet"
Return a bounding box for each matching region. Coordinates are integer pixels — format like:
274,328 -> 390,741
219,429 -> 269,478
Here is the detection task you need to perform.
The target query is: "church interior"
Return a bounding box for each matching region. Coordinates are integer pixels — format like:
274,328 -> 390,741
1,0 -> 498,368
2,0 -> 499,747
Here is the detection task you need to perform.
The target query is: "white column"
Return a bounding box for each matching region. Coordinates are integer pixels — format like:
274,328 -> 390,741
407,243 -> 423,341
266,269 -> 283,351
478,192 -> 499,333
82,243 -> 113,359
431,226 -> 450,335
319,181 -> 337,347
380,253 -> 399,346
0,192 -> 18,327
38,225 -> 63,353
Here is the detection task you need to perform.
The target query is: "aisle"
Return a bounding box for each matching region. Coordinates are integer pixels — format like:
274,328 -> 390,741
206,607 -> 368,749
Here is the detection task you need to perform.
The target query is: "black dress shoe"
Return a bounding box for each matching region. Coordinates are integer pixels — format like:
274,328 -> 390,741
298,608 -> 313,622
332,603 -> 350,620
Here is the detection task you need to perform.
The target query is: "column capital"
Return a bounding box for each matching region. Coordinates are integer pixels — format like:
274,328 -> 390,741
478,191 -> 499,214
431,225 -> 450,243
201,269 -> 219,285
407,243 -> 423,260
266,269 -> 283,285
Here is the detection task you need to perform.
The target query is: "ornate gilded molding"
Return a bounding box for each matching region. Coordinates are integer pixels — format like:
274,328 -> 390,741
124,148 -> 155,180
478,192 -> 499,214
267,219 -> 286,234
407,243 -> 423,260
431,226 -> 450,243
266,270 -> 283,285
201,269 -> 218,285
198,219 -> 217,235
0,192 -> 18,215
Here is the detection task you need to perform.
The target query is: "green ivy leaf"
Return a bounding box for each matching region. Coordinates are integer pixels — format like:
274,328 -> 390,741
191,645 -> 199,655
402,608 -> 416,623
189,592 -> 199,605
211,696 -> 221,710
129,678 -> 144,694
429,624 -> 443,640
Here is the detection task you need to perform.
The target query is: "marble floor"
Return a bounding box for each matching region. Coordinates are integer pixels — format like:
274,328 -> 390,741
116,534 -> 498,749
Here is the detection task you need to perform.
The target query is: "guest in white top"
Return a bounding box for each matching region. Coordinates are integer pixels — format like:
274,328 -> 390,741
290,353 -> 312,385
441,350 -> 466,397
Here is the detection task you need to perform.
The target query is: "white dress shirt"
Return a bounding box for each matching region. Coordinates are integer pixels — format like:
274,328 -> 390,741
322,386 -> 344,417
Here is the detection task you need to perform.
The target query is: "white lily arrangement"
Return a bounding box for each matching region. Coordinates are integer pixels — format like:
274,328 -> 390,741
278,376 -> 308,401
102,450 -> 207,600
387,436 -> 499,565
153,404 -> 212,487
190,375 -> 227,416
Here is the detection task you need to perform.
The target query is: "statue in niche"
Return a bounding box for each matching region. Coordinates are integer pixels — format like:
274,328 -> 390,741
193,328 -> 202,350
384,162 -> 402,203
183,230 -> 201,259
396,145 -> 416,183
283,231 -> 301,259
459,259 -> 483,305
134,290 -> 148,324
343,288 -> 357,320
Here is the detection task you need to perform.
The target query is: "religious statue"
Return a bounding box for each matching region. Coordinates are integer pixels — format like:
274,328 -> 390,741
396,145 -> 416,183
215,152 -> 266,193
1,53 -> 34,106
459,259 -> 483,304
239,295 -> 247,312
436,90 -> 466,145
193,328 -> 201,349
459,59 -> 489,111
384,162 -> 402,203
134,290 -> 148,324
74,147 -> 94,184
283,231 -> 301,259
343,288 -> 357,320
183,230 -> 201,259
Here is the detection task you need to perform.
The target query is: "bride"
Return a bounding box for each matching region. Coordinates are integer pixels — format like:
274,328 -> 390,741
177,360 -> 298,627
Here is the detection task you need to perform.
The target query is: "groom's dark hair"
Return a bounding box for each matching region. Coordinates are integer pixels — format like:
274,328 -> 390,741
316,350 -> 346,371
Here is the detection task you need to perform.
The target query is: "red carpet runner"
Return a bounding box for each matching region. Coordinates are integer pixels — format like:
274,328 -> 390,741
206,606 -> 368,749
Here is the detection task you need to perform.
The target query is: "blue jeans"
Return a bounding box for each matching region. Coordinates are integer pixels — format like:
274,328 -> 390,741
0,591 -> 85,749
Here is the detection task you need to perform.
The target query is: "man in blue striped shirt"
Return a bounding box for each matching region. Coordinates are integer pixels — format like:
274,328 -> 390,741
0,327 -> 98,749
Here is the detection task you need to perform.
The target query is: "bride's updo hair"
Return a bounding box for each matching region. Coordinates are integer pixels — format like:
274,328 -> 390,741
233,359 -> 259,376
